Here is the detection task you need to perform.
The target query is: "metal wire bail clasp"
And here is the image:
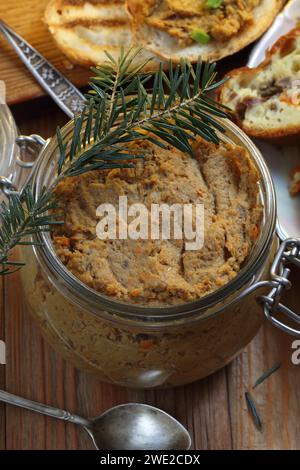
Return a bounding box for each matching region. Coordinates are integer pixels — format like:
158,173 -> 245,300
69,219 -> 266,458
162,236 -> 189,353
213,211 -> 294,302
16,134 -> 46,169
0,134 -> 47,200
261,238 -> 300,336
0,176 -> 18,196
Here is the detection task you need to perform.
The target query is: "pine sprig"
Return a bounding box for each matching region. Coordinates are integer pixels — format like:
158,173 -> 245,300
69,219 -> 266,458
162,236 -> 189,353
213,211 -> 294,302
0,187 -> 61,275
56,48 -> 229,177
0,47 -> 230,275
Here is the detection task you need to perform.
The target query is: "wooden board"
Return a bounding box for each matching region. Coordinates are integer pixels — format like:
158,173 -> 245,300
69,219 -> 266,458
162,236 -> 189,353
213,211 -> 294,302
0,0 -> 91,105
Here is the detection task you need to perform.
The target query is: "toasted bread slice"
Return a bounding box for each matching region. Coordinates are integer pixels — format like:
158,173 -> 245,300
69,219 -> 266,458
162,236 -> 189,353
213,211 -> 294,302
126,0 -> 284,63
218,28 -> 300,139
44,0 -> 161,70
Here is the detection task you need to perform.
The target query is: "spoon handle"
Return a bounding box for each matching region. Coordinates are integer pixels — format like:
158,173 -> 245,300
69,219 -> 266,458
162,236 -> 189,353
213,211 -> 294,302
0,389 -> 90,427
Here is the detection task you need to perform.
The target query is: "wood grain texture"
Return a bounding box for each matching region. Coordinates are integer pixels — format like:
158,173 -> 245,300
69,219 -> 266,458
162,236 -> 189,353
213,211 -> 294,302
0,277 -> 5,450
1,100 -> 300,450
0,0 -> 91,105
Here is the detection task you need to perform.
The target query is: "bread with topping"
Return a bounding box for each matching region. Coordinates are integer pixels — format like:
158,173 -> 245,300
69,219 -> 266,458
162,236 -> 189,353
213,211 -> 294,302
126,0 -> 284,63
218,28 -> 300,139
44,0 -> 160,70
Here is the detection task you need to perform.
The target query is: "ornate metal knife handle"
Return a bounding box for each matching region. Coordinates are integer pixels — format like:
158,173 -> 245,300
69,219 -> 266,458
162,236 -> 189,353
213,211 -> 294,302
0,20 -> 86,118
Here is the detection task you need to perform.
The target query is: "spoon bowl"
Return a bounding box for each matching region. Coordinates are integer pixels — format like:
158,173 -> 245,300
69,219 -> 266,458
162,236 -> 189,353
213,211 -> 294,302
87,403 -> 191,450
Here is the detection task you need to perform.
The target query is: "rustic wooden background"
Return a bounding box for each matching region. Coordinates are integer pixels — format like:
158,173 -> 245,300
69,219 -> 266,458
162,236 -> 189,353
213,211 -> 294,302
0,0 -> 91,105
0,98 -> 298,450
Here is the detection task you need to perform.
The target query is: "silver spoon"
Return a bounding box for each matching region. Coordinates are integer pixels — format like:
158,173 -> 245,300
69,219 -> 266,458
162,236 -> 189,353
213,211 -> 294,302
0,389 -> 191,450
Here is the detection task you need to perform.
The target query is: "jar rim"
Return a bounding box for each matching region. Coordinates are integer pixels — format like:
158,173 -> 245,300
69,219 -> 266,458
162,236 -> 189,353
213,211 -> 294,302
30,118 -> 277,324
0,104 -> 20,191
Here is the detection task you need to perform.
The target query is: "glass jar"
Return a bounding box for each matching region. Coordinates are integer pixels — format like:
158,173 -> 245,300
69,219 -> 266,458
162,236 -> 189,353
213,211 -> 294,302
0,103 -> 21,196
0,101 -> 43,197
9,118 -> 300,389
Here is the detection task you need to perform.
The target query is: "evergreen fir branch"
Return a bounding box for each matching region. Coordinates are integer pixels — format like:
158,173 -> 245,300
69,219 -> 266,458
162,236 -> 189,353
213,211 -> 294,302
0,47 -> 229,275
56,50 -> 228,176
0,187 -> 62,275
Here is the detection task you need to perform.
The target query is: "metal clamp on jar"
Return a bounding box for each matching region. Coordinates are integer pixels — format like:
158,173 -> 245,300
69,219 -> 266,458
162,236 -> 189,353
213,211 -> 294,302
260,237 -> 300,336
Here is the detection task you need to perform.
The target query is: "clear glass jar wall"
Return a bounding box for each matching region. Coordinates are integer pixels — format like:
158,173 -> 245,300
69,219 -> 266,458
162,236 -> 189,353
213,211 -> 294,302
20,119 -> 277,388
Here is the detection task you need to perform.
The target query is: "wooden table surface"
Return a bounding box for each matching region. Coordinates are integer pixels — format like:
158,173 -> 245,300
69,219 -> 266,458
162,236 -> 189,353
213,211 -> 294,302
0,0 -> 91,105
0,97 -> 300,450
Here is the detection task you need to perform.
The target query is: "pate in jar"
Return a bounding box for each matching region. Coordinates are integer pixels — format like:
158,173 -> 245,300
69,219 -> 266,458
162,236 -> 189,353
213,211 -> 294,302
19,118 -> 298,388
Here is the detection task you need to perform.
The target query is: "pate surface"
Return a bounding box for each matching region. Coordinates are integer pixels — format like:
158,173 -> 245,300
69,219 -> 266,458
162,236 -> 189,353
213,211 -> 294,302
142,0 -> 260,45
52,138 -> 261,305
